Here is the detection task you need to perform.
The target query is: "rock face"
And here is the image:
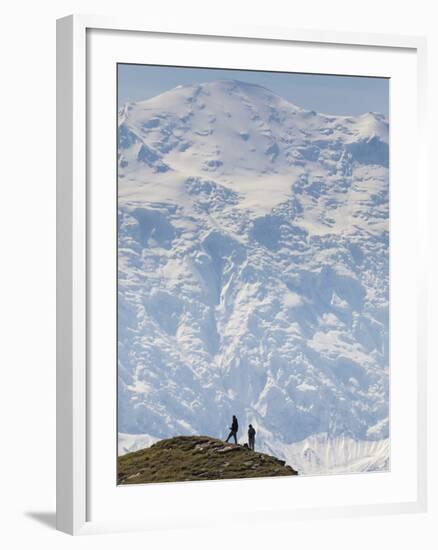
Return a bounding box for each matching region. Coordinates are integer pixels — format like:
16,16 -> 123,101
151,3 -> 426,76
117,435 -> 298,484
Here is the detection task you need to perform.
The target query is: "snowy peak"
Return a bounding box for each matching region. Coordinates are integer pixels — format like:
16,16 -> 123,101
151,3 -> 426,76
129,79 -> 300,113
119,79 -> 388,141
118,79 -> 389,188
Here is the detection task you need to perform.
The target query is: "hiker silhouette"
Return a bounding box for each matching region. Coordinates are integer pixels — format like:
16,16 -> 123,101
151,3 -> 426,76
225,415 -> 239,444
248,424 -> 256,450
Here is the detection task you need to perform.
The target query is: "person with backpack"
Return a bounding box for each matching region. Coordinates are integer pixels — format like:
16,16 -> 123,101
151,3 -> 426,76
248,424 -> 256,450
225,415 -> 239,444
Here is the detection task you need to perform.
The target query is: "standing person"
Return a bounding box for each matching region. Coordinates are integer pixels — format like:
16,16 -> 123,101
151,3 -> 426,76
248,424 -> 256,450
226,415 -> 239,444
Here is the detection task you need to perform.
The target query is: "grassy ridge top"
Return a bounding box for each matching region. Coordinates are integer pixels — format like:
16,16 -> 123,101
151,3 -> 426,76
118,435 -> 298,484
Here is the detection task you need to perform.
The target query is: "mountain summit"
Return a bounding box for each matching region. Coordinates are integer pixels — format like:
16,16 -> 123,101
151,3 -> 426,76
118,79 -> 388,192
117,436 -> 298,484
118,80 -> 389,475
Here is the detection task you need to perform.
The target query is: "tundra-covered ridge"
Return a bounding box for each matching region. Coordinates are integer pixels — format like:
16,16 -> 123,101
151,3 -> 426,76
117,435 -> 298,484
117,79 -> 389,475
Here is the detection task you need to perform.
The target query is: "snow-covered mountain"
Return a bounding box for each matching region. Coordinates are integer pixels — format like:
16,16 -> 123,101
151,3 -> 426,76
117,79 -> 389,475
263,433 -> 389,475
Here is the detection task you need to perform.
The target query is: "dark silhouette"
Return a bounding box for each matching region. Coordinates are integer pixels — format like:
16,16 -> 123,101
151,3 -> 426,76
248,424 -> 256,450
226,415 -> 239,444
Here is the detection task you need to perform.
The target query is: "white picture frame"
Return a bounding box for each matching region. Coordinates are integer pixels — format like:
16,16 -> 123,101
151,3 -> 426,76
56,14 -> 428,535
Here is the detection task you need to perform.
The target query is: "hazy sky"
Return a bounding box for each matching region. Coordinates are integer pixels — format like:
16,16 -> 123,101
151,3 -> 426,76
118,64 -> 389,117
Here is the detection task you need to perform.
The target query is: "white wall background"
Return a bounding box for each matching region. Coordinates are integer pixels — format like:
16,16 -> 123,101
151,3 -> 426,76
0,0 -> 436,547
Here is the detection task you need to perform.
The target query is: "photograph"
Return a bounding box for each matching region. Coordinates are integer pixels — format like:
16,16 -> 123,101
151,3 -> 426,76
0,0 -> 430,543
116,64 -> 390,484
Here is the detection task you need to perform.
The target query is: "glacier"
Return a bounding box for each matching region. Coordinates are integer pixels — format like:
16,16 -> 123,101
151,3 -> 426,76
117,79 -> 389,475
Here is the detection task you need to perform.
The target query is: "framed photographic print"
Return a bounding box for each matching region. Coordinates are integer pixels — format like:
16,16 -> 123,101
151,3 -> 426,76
57,15 -> 427,535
